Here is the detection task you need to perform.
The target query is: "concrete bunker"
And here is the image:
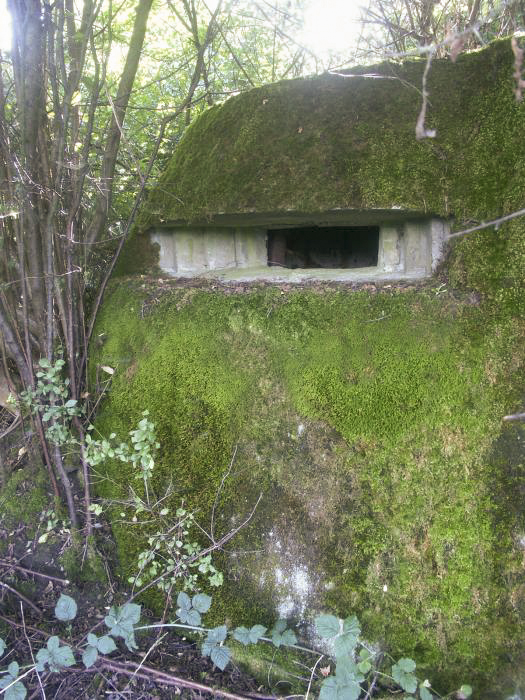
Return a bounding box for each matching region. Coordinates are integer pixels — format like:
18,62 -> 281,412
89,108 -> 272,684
150,211 -> 448,282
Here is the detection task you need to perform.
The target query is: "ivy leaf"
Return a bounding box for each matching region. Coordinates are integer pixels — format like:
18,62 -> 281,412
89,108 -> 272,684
392,658 -> 417,694
176,591 -> 191,612
0,637 -> 5,657
210,645 -> 231,671
233,626 -> 251,646
55,594 -> 77,622
82,645 -> 98,669
315,614 -> 340,639
249,625 -> 266,643
192,593 -> 212,614
420,685 -> 433,700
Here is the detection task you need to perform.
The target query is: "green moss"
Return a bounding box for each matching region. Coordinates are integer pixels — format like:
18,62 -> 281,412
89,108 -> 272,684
135,40 -> 524,229
91,278 -> 524,694
0,464 -> 49,535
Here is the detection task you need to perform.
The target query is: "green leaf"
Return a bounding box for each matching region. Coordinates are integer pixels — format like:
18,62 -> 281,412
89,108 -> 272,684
280,628 -> 297,646
176,591 -> 191,611
87,633 -> 98,647
336,656 -> 364,683
233,626 -> 251,646
7,662 -> 19,678
185,608 -> 202,626
82,645 -> 98,669
55,594 -> 77,621
249,624 -> 266,643
210,645 -> 231,670
319,674 -> 361,700
357,660 -> 371,673
272,619 -> 287,634
0,637 -> 5,657
36,636 -> 76,672
392,659 -> 418,694
334,633 -> 358,657
192,593 -> 212,613
315,614 -> 340,639
64,399 -> 77,408
120,603 -> 141,625
96,636 -> 117,654
177,606 -> 201,626
342,616 -> 360,638
397,658 -> 416,673
3,681 -> 27,700
419,685 -> 433,700
459,685 -> 472,699
202,626 -> 228,656
104,604 -> 140,650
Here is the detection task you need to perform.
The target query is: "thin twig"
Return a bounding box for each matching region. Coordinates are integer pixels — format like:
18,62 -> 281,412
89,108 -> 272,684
0,560 -> 69,584
447,207 -> 525,238
211,444 -> 238,541
20,602 -> 46,699
305,653 -> 324,700
0,581 -> 42,616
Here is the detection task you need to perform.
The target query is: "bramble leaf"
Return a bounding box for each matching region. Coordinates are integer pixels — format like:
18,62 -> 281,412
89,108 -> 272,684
315,614 -> 340,639
272,619 -> 287,634
342,616 -> 360,638
176,591 -> 191,611
7,662 -> 19,678
334,633 -> 358,657
233,626 -> 251,646
281,629 -> 297,646
82,645 -> 98,669
249,625 -> 266,643
420,685 -> 433,700
55,594 -> 77,622
104,604 -> 140,650
96,636 -> 117,655
319,674 -> 361,700
210,645 -> 231,671
392,658 -> 417,694
458,685 -> 472,699
36,636 -> 75,672
192,593 -> 212,614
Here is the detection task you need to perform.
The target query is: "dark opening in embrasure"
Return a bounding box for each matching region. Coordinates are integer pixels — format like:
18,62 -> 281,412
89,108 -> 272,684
267,226 -> 379,268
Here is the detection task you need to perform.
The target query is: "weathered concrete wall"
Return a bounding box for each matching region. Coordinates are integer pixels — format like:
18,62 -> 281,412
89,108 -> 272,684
151,227 -> 267,276
150,217 -> 447,281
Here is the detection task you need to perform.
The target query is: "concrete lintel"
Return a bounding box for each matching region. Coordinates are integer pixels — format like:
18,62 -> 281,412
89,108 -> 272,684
151,208 -> 431,230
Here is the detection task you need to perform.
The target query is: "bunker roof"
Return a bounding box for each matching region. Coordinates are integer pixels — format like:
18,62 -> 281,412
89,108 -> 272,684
136,39 -> 525,231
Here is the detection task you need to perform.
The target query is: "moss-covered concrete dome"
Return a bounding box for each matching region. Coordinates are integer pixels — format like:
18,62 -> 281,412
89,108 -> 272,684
136,38 -> 525,231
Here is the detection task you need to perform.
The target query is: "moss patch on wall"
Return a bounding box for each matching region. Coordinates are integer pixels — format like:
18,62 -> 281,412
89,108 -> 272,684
91,276 -> 524,696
